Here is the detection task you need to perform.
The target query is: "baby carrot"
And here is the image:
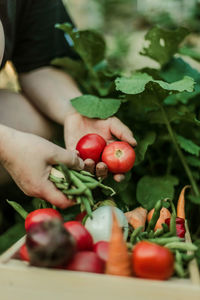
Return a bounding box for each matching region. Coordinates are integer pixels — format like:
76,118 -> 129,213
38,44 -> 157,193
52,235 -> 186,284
125,207 -> 147,231
105,211 -> 132,277
177,185 -> 190,220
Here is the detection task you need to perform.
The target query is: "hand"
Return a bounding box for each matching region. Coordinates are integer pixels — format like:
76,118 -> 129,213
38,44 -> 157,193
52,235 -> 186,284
1,127 -> 84,208
64,113 -> 137,181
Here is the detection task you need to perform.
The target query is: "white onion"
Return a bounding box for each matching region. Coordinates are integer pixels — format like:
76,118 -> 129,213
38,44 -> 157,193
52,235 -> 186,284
85,206 -> 128,243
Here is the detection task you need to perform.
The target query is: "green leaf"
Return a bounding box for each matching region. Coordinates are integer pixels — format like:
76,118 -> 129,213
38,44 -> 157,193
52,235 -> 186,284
186,156 -> 200,168
103,172 -> 131,195
176,134 -> 200,156
115,73 -> 195,95
179,46 -> 200,63
141,27 -> 189,66
71,95 -> 121,119
0,223 -> 25,254
6,200 -> 28,220
136,176 -> 179,210
160,58 -> 200,105
56,23 -> 106,68
52,57 -> 85,79
134,132 -> 156,166
188,195 -> 200,204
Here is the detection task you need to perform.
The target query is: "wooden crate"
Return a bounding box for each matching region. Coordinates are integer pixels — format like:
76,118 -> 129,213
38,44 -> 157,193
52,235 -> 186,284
0,236 -> 200,300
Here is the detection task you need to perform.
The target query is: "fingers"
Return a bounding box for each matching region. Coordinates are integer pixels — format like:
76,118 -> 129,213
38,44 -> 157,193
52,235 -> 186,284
110,117 -> 137,147
84,159 -> 95,174
113,174 -> 125,182
49,145 -> 84,171
41,180 -> 75,209
96,162 -> 108,179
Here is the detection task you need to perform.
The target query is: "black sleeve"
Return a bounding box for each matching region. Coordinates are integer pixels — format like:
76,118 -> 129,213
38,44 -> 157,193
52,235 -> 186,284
12,0 -> 76,73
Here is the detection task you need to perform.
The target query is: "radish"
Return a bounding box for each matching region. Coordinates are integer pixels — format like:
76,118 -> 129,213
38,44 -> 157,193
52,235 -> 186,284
85,206 -> 128,243
93,241 -> 109,262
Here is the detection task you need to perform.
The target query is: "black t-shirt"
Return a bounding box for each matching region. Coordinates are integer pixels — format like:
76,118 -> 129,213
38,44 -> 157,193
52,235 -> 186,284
0,0 -> 75,73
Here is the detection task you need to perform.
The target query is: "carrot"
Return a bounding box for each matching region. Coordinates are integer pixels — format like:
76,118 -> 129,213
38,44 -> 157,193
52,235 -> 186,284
147,207 -> 171,231
177,185 -> 190,220
105,210 -> 132,277
125,207 -> 147,231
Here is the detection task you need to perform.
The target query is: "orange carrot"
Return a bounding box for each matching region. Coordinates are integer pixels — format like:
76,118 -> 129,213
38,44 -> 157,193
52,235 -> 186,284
106,211 -> 132,277
147,207 -> 171,231
177,185 -> 190,220
125,207 -> 147,231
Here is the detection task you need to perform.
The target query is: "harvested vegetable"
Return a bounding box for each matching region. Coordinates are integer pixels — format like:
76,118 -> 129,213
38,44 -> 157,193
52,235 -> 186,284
76,133 -> 106,163
165,217 -> 186,238
101,141 -> 135,173
26,219 -> 76,268
19,244 -> 30,262
93,241 -> 109,262
125,207 -> 147,231
132,241 -> 174,280
106,211 -> 132,277
25,208 -> 62,232
66,251 -> 104,274
177,185 -> 190,220
147,207 -> 171,231
64,221 -> 93,251
85,206 -> 128,243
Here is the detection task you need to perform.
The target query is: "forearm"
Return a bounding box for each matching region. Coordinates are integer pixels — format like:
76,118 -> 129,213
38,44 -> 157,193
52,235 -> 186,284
18,67 -> 82,125
0,124 -> 15,165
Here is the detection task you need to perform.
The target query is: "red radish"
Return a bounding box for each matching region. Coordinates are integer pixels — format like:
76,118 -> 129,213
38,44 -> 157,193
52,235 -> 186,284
76,134 -> 106,163
64,221 -> 93,251
75,211 -> 87,223
25,208 -> 62,232
19,244 -> 30,262
93,241 -> 109,262
66,251 -> 104,273
101,141 -> 135,173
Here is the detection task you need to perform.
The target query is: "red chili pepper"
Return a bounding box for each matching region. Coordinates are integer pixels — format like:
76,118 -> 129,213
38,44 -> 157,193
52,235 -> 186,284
165,217 -> 186,238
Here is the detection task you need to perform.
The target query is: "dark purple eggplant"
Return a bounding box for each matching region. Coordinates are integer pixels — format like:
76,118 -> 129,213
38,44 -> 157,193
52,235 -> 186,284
26,219 -> 76,267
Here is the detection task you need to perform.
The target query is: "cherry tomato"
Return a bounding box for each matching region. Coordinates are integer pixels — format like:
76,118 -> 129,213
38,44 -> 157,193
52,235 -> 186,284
66,251 -> 104,273
132,241 -> 174,280
101,141 -> 135,173
19,244 -> 30,262
25,208 -> 62,232
93,241 -> 109,262
64,221 -> 93,251
76,134 -> 106,163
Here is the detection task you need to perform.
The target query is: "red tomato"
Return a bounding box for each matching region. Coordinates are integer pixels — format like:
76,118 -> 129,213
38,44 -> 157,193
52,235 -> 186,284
64,221 -> 93,251
66,251 -> 104,273
19,244 -> 30,262
101,141 -> 135,173
93,241 -> 109,262
25,208 -> 62,232
132,241 -> 174,280
76,134 -> 106,163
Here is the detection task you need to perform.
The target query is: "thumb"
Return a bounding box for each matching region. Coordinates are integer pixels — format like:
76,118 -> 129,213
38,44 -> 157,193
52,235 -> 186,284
41,180 -> 75,209
49,145 -> 84,170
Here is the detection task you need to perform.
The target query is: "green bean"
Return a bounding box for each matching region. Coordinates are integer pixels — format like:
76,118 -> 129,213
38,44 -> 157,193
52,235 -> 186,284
81,196 -> 93,218
84,182 -> 99,189
147,237 -> 182,245
174,262 -> 186,278
165,242 -> 198,252
84,188 -> 94,206
181,253 -> 195,262
63,187 -> 86,195
162,223 -> 169,233
130,226 -> 143,244
168,199 -> 177,236
80,170 -> 95,177
148,230 -> 154,239
49,174 -> 64,184
147,200 -> 163,232
153,228 -> 164,237
55,183 -> 69,189
72,170 -> 96,183
58,163 -> 71,183
140,231 -> 148,239
76,196 -> 82,204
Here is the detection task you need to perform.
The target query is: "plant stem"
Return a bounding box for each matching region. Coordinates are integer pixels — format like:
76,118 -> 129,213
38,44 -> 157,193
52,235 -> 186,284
160,106 -> 199,197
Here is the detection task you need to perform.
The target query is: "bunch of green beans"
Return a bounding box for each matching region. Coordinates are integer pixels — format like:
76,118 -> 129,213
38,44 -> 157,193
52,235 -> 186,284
49,163 -> 115,217
129,198 -> 198,278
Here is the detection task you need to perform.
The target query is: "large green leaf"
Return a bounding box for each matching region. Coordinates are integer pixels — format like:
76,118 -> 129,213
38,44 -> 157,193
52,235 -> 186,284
56,23 -> 106,68
0,223 -> 25,254
115,73 -> 194,95
71,95 -> 121,119
134,132 -> 156,166
141,27 -> 189,66
186,156 -> 200,168
136,175 -> 179,210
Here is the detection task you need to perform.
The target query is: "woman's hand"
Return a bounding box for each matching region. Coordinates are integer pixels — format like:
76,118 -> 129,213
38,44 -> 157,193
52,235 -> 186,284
64,113 -> 137,181
0,126 -> 84,208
